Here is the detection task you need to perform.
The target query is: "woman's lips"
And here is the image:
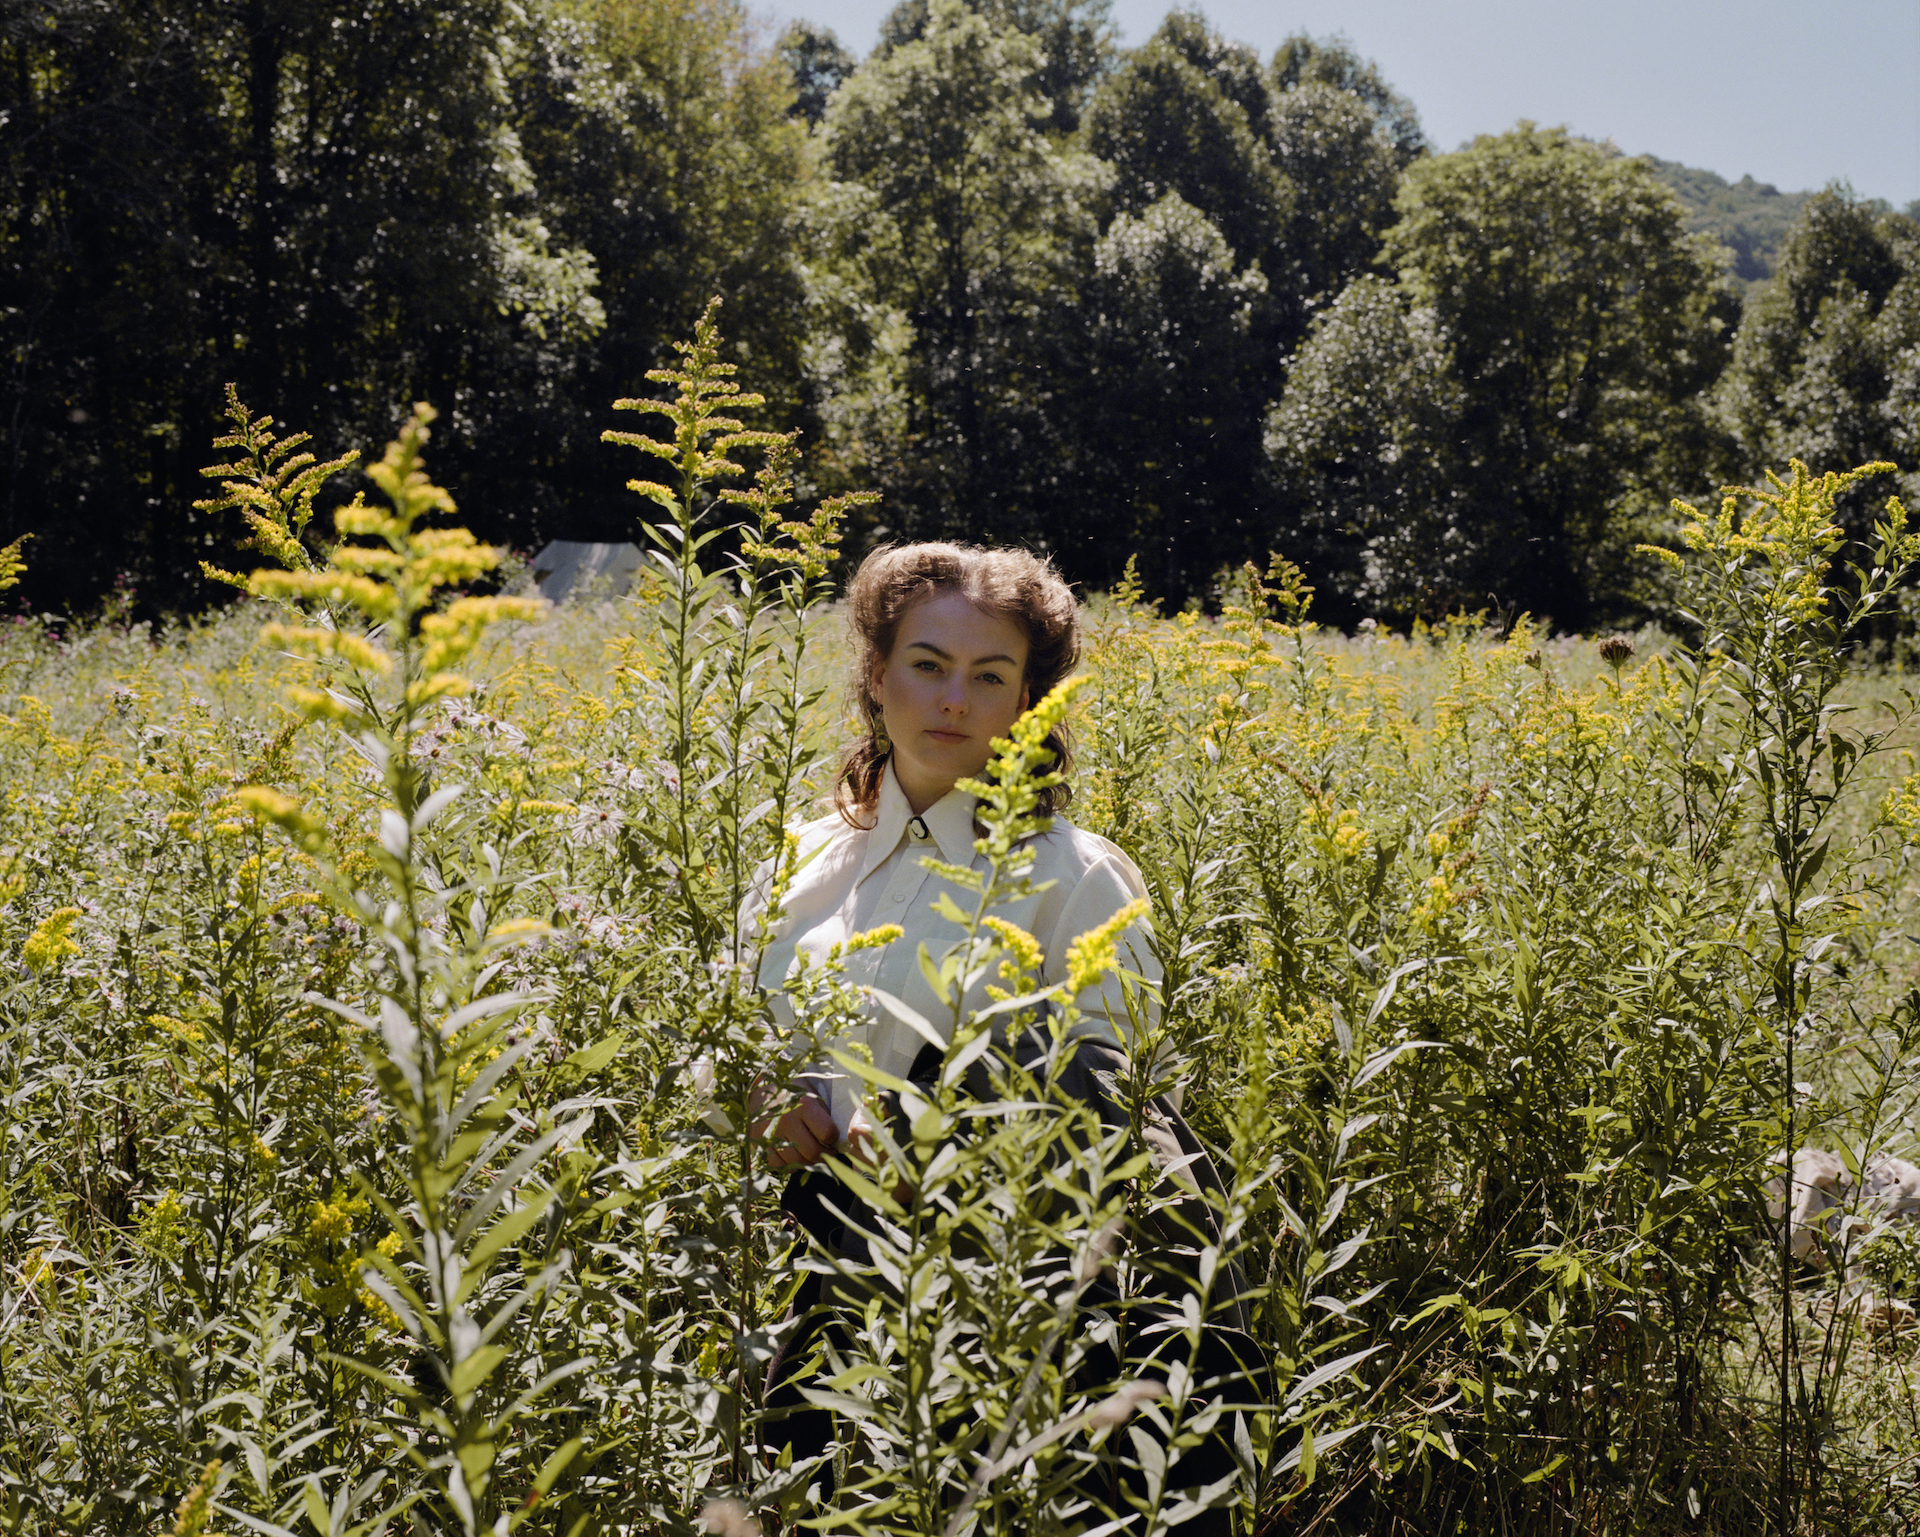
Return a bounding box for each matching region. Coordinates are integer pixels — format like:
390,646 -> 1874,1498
927,729 -> 967,743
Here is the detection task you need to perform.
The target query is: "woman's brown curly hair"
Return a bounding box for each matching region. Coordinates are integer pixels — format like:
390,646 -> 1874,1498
835,542 -> 1080,827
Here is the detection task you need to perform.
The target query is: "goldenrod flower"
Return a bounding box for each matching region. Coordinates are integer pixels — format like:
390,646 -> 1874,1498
167,1460 -> 222,1537
23,906 -> 82,974
1064,897 -> 1150,996
487,916 -> 554,949
138,1189 -> 187,1261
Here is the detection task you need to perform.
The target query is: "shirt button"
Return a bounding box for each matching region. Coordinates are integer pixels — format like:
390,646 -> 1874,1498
890,890 -> 906,903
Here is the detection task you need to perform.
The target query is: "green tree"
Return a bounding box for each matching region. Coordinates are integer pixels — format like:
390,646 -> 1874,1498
1,0 -> 251,605
1264,275 -> 1468,617
1058,193 -> 1269,594
874,0 -> 1115,132
1270,125 -> 1737,626
1080,12 -> 1289,276
1266,82 -> 1402,336
1083,18 -> 1414,339
1270,31 -> 1425,167
0,0 -> 607,609
1065,15 -> 1415,603
1718,189 -> 1920,527
1148,7 -> 1275,143
808,0 -> 1104,544
512,0 -> 812,540
776,19 -> 856,127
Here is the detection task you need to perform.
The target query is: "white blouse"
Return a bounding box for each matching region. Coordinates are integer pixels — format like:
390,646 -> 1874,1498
747,761 -> 1160,1136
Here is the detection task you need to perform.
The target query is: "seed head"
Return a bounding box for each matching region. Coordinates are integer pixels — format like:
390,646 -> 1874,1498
1598,634 -> 1634,670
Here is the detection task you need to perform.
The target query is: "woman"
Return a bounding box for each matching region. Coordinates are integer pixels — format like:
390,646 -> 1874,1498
748,542 -> 1258,1525
752,540 -> 1156,1163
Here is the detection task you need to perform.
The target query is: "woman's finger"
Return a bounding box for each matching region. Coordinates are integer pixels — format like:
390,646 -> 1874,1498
795,1096 -> 838,1148
766,1097 -> 838,1167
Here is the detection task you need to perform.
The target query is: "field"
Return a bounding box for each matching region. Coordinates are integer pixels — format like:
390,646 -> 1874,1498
7,339 -> 1920,1537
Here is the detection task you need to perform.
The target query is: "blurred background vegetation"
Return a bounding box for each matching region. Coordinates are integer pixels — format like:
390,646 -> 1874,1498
4,0 -> 1918,630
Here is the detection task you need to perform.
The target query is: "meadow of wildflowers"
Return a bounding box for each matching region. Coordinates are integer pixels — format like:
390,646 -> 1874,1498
7,313 -> 1920,1535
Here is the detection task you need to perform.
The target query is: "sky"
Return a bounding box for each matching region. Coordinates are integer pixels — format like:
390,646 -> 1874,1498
768,0 -> 1920,206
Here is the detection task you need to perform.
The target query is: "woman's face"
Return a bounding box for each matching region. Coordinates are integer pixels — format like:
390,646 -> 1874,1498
871,590 -> 1031,813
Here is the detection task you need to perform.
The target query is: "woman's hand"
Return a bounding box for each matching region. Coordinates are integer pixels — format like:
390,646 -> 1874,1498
752,1087 -> 839,1170
750,1084 -> 909,1200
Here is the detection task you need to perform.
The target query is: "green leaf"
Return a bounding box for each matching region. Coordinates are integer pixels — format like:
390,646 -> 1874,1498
301,1481 -> 331,1537
456,1191 -> 557,1304
451,1344 -> 509,1399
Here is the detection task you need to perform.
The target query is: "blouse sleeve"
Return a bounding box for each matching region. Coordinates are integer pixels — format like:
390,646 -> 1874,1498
1035,843 -> 1161,1046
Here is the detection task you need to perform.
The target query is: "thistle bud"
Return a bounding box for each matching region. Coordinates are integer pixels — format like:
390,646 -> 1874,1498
1598,634 -> 1634,669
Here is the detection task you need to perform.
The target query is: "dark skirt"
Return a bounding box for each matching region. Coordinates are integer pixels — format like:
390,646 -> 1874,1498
762,1031 -> 1269,1532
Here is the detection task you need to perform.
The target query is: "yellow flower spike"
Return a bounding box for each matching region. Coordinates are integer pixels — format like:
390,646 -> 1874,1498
329,546 -> 407,578
838,924 -> 903,955
193,387 -> 357,596
486,917 -> 554,948
418,595 -> 549,675
308,1199 -> 355,1245
167,1461 -> 222,1537
356,1229 -> 407,1330
981,915 -> 1044,987
249,569 -> 397,622
1064,896 -> 1150,997
23,907 -> 82,974
405,673 -> 473,710
958,675 -> 1088,809
404,531 -> 502,593
365,404 -> 457,520
149,1013 -> 204,1045
1880,775 -> 1920,838
332,494 -> 388,538
232,785 -> 330,856
0,535 -> 30,596
259,623 -> 393,675
283,686 -> 368,724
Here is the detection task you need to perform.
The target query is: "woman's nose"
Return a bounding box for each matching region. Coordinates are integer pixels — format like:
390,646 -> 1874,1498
938,677 -> 967,713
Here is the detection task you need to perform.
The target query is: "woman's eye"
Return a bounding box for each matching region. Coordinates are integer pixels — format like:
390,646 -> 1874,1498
978,672 -> 1004,686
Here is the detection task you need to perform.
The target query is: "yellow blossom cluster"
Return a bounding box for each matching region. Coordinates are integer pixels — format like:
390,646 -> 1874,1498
1064,897 -> 1151,997
22,906 -> 82,974
244,405 -> 548,727
982,915 -> 1045,995
301,1195 -> 403,1327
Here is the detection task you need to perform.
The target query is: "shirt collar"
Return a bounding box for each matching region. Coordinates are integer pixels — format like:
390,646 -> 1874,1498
858,760 -> 980,884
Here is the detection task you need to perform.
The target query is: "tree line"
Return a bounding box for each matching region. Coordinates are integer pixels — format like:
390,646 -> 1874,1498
4,0 -> 1918,627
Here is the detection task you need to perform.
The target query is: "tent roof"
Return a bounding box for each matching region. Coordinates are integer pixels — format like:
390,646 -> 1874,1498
531,541 -> 645,605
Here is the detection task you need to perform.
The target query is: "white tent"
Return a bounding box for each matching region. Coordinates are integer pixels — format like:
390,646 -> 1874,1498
531,541 -> 645,605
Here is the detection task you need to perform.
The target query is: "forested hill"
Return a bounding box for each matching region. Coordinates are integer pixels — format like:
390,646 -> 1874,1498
1644,158 -> 1813,290
3,0 -> 1915,632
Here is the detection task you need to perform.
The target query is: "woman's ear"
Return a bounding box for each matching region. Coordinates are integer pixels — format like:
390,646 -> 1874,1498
869,654 -> 887,706
1019,680 -> 1030,715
